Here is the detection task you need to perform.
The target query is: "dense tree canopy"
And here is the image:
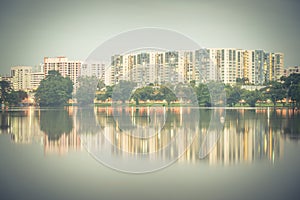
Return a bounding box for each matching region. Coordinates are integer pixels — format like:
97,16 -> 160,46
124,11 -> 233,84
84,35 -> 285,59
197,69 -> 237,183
0,80 -> 12,105
0,81 -> 27,106
282,73 -> 300,108
262,81 -> 286,107
243,90 -> 262,107
35,70 -> 73,107
195,83 -> 211,106
111,80 -> 137,103
75,76 -> 99,106
6,91 -> 28,106
94,73 -> 300,108
225,85 -> 244,107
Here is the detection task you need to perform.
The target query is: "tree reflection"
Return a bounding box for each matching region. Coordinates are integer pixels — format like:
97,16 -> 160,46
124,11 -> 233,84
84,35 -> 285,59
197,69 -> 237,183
39,109 -> 73,141
0,112 -> 10,132
282,111 -> 300,141
76,107 -> 100,134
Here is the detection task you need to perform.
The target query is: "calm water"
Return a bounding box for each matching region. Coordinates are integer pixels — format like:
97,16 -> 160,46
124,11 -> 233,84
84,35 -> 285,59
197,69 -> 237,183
0,107 -> 300,200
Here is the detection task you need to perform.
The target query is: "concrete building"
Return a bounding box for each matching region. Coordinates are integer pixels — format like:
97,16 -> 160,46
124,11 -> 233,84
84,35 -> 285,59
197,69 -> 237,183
284,66 -> 300,77
104,49 -> 285,86
208,48 -> 241,85
81,62 -> 106,80
43,56 -> 81,86
264,52 -> 284,82
11,66 -> 32,91
30,71 -> 44,90
0,75 -> 12,84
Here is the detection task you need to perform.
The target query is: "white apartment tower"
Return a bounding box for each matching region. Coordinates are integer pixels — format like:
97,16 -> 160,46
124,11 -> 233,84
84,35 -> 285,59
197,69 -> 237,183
81,62 -> 106,79
43,56 -> 81,86
11,66 -> 32,91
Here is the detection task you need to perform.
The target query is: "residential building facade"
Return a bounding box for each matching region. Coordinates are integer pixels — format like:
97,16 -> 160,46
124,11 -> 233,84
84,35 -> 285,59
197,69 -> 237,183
43,56 -> 81,87
11,66 -> 32,91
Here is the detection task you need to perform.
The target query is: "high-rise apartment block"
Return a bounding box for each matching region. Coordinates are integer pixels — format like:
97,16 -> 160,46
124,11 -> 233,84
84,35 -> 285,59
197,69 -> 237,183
43,56 -> 81,87
11,66 -> 32,91
4,50 -> 284,93
107,49 -> 284,86
80,62 -> 106,79
30,71 -> 45,90
284,66 -> 300,77
9,66 -> 45,91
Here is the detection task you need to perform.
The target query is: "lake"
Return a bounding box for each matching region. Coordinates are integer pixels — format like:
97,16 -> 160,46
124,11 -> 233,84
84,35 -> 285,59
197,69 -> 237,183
0,107 -> 300,200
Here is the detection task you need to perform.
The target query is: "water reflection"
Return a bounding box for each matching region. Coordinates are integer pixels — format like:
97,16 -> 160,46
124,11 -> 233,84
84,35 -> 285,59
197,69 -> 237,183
39,108 -> 81,155
40,109 -> 73,141
0,107 -> 299,165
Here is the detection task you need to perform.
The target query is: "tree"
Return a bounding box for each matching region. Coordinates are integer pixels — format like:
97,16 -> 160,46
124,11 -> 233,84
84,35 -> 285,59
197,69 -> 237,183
96,85 -> 114,102
112,80 -> 136,104
7,90 -> 28,106
283,74 -> 300,108
97,80 -> 105,91
75,76 -> 99,106
174,83 -> 196,104
132,86 -> 155,102
0,80 -> 12,105
195,83 -> 211,106
35,70 -> 73,106
159,85 -> 177,106
236,77 -> 249,85
243,90 -> 262,107
292,82 -> 300,108
263,81 -> 285,107
225,85 -> 243,107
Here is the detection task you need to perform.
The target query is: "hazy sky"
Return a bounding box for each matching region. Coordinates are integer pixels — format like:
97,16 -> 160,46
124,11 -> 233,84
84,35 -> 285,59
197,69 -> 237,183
0,0 -> 299,74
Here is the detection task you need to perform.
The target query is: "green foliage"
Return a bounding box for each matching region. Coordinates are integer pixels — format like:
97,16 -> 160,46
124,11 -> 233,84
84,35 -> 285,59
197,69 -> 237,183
243,90 -> 262,107
263,81 -> 285,107
7,90 -> 28,106
236,77 -> 249,85
93,74 -> 300,108
206,82 -> 225,106
225,85 -> 244,107
0,80 -> 12,104
112,80 -> 137,103
75,76 -> 99,106
39,109 -> 73,141
160,85 -> 177,106
195,83 -> 211,106
0,81 -> 27,106
96,85 -> 114,101
175,83 -> 196,103
280,73 -> 300,107
97,80 -> 105,91
131,85 -> 177,106
133,86 -> 155,101
35,70 -> 73,107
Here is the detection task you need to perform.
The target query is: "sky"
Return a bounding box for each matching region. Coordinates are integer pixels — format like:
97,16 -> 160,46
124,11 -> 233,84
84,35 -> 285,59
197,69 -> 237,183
0,0 -> 299,74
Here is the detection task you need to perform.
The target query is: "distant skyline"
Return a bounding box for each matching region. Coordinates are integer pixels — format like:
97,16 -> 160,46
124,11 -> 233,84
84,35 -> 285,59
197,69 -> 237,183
1,0 -> 300,74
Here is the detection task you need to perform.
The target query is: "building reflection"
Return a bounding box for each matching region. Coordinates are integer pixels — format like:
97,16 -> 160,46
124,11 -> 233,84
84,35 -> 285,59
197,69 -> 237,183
1,107 -> 299,163
0,107 -> 82,155
78,107 -> 289,165
78,107 -> 198,160
0,108 -> 44,144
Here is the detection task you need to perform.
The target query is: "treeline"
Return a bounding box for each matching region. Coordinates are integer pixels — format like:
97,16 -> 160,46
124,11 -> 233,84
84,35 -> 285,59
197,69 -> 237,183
0,81 -> 28,106
1,70 -> 300,108
95,74 -> 300,108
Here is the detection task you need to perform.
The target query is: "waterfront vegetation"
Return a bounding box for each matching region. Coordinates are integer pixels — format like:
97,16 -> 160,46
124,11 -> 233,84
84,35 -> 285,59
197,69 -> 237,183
34,70 -> 73,107
1,71 -> 300,108
0,80 -> 28,106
